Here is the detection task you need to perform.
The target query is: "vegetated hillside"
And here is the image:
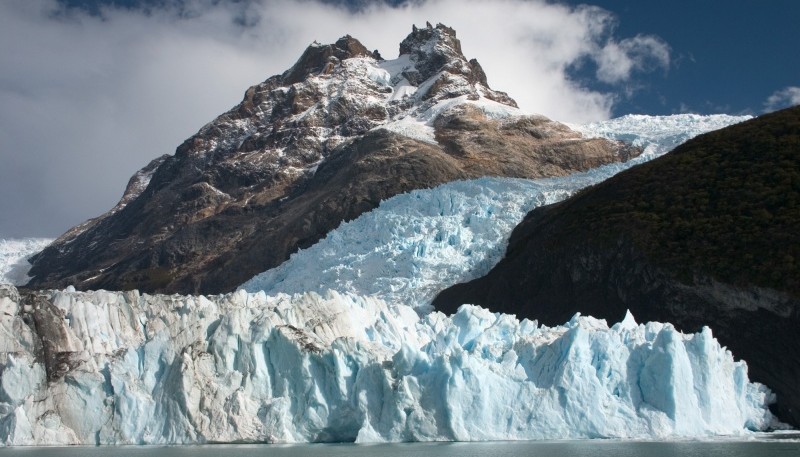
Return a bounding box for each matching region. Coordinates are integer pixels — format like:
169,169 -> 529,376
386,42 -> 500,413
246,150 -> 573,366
25,23 -> 633,295
434,106 -> 800,426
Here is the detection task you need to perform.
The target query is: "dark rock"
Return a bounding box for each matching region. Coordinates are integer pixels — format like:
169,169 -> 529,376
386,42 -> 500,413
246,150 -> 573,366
19,291 -> 79,382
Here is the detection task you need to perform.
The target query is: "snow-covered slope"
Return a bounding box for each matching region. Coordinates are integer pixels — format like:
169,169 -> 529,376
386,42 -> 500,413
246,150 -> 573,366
0,239 -> 52,286
0,285 -> 774,445
240,114 -> 750,309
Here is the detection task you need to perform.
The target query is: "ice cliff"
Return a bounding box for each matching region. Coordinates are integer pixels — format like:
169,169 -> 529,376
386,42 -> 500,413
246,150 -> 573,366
0,285 -> 773,445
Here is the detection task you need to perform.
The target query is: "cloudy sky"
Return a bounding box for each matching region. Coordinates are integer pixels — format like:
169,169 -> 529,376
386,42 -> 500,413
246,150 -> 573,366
1,0 -> 798,238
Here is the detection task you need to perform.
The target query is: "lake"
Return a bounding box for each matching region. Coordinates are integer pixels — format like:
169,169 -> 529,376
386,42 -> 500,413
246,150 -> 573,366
2,438 -> 800,457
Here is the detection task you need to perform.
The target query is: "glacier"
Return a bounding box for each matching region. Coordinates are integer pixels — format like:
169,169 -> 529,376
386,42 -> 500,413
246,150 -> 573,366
572,113 -> 753,158
0,284 -> 774,445
1,113 -> 770,445
240,114 -> 752,310
0,238 -> 53,286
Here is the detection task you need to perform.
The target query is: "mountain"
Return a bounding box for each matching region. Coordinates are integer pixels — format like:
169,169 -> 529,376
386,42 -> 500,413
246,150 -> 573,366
25,23 -> 635,295
4,20 -> 785,445
433,106 -> 800,426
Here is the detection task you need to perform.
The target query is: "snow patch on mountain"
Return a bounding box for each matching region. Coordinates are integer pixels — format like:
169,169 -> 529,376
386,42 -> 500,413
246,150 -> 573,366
241,114 -> 748,310
0,285 -> 774,445
0,239 -> 53,286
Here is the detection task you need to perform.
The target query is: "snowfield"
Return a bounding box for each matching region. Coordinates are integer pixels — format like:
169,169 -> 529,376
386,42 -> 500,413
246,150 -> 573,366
572,113 -> 752,158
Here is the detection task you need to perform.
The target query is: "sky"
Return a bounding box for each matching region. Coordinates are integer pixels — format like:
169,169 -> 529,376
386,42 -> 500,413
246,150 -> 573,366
1,0 -> 798,238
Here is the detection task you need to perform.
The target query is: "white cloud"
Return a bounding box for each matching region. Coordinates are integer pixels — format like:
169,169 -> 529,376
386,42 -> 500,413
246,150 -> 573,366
764,86 -> 800,112
0,0 -> 671,237
596,35 -> 670,84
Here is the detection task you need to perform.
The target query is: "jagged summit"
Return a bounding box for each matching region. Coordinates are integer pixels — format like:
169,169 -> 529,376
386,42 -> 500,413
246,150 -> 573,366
27,24 -> 636,294
399,22 -> 463,65
284,22 -> 515,117
282,35 -> 378,85
397,22 -> 510,105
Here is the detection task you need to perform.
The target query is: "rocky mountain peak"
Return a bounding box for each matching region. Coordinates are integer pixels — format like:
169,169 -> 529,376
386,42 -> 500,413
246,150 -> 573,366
399,22 -> 462,66
396,22 -> 514,107
282,34 -> 379,85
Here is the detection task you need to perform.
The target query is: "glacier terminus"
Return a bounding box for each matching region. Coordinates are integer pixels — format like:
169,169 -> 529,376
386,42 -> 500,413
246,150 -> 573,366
0,284 -> 775,444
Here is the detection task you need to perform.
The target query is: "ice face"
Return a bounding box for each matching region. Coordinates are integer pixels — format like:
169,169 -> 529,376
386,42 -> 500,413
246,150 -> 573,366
0,286 -> 774,445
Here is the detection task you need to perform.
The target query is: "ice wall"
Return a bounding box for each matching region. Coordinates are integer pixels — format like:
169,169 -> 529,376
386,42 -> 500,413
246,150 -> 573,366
0,285 -> 773,445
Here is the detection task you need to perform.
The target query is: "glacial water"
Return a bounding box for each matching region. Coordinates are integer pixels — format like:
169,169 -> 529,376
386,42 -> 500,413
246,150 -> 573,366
2,440 -> 800,457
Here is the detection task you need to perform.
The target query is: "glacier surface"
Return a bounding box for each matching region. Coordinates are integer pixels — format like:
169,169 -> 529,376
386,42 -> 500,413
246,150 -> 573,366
240,114 -> 751,310
572,113 -> 752,158
0,239 -> 53,286
0,285 -> 773,445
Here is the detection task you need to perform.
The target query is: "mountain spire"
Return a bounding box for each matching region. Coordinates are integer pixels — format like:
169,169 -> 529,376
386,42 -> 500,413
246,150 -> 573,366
396,23 -> 516,107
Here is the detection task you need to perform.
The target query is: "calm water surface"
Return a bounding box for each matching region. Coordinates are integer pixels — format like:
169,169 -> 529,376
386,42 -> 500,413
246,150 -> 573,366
2,440 -> 800,456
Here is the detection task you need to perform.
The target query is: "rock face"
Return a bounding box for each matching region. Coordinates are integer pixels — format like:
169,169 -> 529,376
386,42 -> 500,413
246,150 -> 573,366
27,23 -> 635,295
433,106 -> 800,426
